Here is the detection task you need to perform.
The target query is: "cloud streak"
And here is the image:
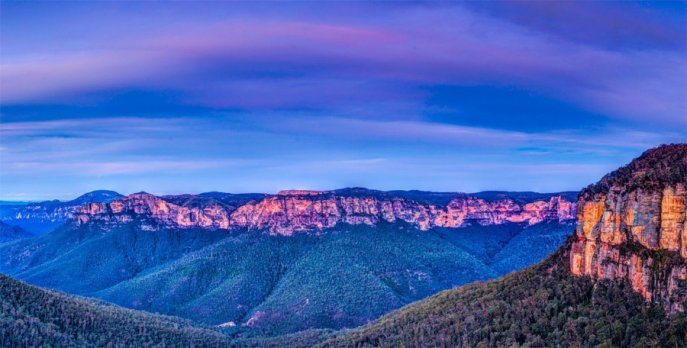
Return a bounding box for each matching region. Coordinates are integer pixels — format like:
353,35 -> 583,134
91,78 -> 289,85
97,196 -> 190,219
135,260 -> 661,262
0,2 -> 684,199
1,5 -> 684,125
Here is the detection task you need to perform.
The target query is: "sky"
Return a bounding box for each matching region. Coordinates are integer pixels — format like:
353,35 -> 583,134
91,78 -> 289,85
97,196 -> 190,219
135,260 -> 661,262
0,1 -> 686,200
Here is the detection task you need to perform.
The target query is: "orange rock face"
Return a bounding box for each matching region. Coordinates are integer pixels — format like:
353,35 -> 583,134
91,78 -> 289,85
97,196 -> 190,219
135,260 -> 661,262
660,186 -> 686,252
74,191 -> 576,236
577,200 -> 604,239
74,193 -> 231,230
570,183 -> 687,313
227,193 -> 575,234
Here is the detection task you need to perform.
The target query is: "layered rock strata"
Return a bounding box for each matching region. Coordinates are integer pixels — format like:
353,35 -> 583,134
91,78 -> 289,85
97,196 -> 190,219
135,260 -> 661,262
570,144 -> 687,313
74,190 -> 575,235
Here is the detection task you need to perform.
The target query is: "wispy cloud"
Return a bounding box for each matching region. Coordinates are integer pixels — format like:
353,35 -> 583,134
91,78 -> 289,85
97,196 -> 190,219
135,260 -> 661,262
258,116 -> 684,151
464,1 -> 686,50
0,2 -> 684,199
7,159 -> 240,176
1,5 -> 684,125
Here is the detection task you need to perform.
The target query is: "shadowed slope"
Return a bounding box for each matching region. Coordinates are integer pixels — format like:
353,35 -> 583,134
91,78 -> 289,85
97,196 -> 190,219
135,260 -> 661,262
0,274 -> 230,347
0,222 -> 32,244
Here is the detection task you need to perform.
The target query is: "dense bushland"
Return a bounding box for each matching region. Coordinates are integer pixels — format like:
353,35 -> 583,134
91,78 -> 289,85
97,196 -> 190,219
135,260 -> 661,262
582,143 -> 687,197
0,216 -> 570,336
317,238 -> 687,347
0,274 -> 230,347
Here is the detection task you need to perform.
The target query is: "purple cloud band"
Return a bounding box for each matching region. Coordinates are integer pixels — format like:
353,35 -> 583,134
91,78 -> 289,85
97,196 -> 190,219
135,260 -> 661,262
1,5 -> 684,125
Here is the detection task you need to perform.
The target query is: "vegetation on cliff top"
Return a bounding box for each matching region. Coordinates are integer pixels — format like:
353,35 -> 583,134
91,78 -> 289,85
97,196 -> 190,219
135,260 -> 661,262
582,143 -> 687,198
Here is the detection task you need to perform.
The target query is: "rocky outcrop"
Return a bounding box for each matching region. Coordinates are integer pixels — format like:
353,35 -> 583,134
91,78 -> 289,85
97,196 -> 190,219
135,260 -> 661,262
9,204 -> 76,224
0,191 -> 124,235
74,189 -> 575,235
76,193 -> 233,230
229,190 -> 574,235
570,144 -> 687,313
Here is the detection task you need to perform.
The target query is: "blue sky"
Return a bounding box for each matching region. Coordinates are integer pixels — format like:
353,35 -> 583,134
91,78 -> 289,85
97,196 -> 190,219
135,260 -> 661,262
1,1 -> 685,200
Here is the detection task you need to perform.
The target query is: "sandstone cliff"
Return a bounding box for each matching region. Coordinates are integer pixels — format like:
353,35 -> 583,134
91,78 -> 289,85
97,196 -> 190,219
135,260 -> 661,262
570,144 -> 687,313
0,190 -> 124,235
74,189 -> 576,235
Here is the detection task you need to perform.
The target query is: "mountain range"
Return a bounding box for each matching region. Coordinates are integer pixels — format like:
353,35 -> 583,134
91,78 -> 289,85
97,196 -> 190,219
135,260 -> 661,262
1,144 -> 685,347
0,188 -> 575,335
0,190 -> 124,235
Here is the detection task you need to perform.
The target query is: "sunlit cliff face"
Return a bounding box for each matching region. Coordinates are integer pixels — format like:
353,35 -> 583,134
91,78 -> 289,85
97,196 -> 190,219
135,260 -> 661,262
570,145 -> 687,313
75,191 -> 575,235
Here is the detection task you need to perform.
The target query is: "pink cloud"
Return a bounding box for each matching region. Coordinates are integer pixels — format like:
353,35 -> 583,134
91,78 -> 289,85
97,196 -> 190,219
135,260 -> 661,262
1,6 -> 684,125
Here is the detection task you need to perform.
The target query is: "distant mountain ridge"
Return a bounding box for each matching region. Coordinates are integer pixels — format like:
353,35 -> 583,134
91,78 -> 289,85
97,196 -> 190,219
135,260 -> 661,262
1,188 -> 577,236
68,190 -> 125,205
0,190 -> 124,235
75,188 -> 576,235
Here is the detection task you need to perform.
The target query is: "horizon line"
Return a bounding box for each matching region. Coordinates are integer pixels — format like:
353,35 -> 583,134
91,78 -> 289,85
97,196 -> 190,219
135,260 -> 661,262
0,186 -> 582,203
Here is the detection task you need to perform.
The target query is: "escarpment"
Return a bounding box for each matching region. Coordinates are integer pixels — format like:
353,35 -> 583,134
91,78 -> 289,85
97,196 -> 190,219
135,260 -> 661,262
0,190 -> 124,235
570,144 -> 687,313
74,189 -> 576,235
75,193 -> 233,230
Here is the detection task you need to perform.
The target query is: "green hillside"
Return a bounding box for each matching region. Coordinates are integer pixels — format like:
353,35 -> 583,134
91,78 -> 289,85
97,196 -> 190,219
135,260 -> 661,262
0,217 -> 572,336
317,238 -> 687,347
0,220 -> 229,293
97,222 -> 497,335
0,274 -> 230,347
0,222 -> 33,244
